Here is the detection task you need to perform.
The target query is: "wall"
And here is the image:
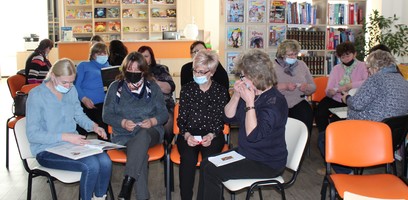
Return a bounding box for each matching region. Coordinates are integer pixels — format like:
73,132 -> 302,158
0,1 -> 48,77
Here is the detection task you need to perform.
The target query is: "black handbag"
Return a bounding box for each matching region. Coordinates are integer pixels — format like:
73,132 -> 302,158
13,91 -> 28,116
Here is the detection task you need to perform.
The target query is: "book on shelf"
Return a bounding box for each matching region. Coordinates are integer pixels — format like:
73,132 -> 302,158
84,11 -> 92,19
110,0 -> 120,4
226,0 -> 244,23
95,8 -> 106,18
95,0 -> 106,3
226,52 -> 240,74
248,26 -> 265,49
66,0 -> 76,5
166,9 -> 176,18
61,27 -> 73,41
46,139 -> 125,160
268,25 -> 286,47
269,0 -> 286,23
108,21 -> 121,32
151,8 -> 160,18
66,9 -> 77,19
84,24 -> 93,32
122,9 -> 134,18
248,0 -> 266,23
73,26 -> 83,33
152,0 -> 165,4
107,7 -> 119,18
79,0 -> 89,4
226,26 -> 244,49
95,22 -> 106,32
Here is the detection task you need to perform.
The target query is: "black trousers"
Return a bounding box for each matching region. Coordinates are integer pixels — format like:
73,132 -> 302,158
288,100 -> 314,137
77,102 -> 109,140
315,97 -> 346,133
196,148 -> 285,200
176,132 -> 225,200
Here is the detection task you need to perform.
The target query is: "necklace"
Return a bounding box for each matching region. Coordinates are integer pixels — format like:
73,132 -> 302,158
254,90 -> 264,102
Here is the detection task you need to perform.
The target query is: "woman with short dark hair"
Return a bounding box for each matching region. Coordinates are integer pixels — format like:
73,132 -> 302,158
25,39 -> 54,84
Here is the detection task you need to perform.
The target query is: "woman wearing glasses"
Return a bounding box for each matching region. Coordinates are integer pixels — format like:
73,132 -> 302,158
177,50 -> 229,200
274,39 -> 316,142
180,41 -> 229,90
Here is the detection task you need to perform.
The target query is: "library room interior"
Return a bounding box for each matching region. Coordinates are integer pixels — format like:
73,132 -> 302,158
1,0 -> 408,199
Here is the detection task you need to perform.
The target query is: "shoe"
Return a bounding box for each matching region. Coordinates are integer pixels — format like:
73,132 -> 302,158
92,194 -> 107,200
118,175 -> 135,200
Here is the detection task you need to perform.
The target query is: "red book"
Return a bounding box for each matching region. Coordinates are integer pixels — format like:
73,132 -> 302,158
349,4 -> 354,25
358,8 -> 363,24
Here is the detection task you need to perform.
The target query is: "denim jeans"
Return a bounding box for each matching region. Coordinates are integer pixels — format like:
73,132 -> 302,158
37,151 -> 112,200
318,131 -> 352,174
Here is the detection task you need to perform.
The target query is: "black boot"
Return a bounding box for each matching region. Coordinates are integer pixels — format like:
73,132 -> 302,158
118,175 -> 135,200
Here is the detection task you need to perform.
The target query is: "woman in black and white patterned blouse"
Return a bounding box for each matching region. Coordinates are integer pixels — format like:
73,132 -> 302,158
176,50 -> 229,200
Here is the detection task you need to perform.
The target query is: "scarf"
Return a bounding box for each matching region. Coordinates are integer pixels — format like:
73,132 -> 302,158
116,78 -> 152,103
276,58 -> 298,76
338,61 -> 356,86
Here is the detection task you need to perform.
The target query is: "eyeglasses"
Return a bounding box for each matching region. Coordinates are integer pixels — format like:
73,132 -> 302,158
285,52 -> 298,57
239,74 -> 245,80
191,50 -> 200,54
192,69 -> 210,76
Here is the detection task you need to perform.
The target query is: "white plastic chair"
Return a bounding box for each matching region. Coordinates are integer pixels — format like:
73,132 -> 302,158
13,118 -> 81,200
222,118 -> 308,200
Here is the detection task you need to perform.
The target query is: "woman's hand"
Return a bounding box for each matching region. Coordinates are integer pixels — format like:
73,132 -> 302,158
62,133 -> 89,145
121,119 -> 137,132
201,133 -> 215,147
341,92 -> 349,104
327,88 -> 337,97
338,83 -> 352,93
236,80 -> 255,106
184,132 -> 200,147
93,124 -> 107,140
140,118 -> 157,129
81,97 -> 96,109
299,83 -> 309,92
286,82 -> 297,91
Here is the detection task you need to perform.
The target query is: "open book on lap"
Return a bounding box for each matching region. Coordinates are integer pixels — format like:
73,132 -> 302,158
208,151 -> 245,167
46,139 -> 125,160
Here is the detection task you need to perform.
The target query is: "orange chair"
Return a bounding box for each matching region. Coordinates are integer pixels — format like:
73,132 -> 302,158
168,103 -> 230,193
311,76 -> 329,105
321,120 -> 408,200
6,74 -> 28,169
105,126 -> 171,199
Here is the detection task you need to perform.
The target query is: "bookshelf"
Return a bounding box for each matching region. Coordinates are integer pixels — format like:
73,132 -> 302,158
221,0 -> 367,77
63,0 -> 177,41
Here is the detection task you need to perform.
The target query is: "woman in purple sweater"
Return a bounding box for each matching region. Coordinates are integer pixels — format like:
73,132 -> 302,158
275,39 -> 316,137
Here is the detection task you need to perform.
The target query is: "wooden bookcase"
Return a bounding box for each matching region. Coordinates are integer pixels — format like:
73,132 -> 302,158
63,0 -> 177,41
220,0 -> 367,77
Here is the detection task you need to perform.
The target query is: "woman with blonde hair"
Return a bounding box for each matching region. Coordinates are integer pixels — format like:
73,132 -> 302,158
26,58 -> 111,200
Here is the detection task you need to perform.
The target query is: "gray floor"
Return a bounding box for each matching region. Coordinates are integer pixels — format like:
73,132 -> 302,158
0,78 -> 401,200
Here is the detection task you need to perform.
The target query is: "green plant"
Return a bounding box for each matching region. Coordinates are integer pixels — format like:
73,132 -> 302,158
355,9 -> 408,60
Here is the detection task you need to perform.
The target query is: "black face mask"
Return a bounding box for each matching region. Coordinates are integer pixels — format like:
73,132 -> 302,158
342,59 -> 355,66
125,72 -> 143,83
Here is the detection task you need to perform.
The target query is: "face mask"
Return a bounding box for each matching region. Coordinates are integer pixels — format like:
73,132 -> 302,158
193,75 -> 208,85
285,58 -> 297,65
342,59 -> 355,66
125,72 -> 143,83
95,55 -> 108,65
55,84 -> 71,94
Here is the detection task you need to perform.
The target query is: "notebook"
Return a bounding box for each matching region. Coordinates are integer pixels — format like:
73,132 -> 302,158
101,65 -> 121,91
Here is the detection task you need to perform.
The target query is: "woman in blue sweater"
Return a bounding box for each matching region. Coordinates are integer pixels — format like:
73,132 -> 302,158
75,43 -> 110,138
197,49 -> 288,199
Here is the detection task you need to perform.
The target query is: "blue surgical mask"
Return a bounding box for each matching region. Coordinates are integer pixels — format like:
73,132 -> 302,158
193,75 -> 208,85
95,55 -> 108,65
55,84 -> 71,94
285,58 -> 297,65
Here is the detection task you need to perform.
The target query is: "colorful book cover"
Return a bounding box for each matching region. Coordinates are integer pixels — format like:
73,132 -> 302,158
83,24 -> 93,32
248,0 -> 266,23
66,0 -> 77,5
94,8 -> 106,18
226,26 -> 244,49
66,9 -> 76,19
107,7 -> 119,18
95,0 -> 106,3
226,0 -> 244,23
73,25 -> 83,33
79,0 -> 89,4
151,8 -> 160,17
108,21 -> 121,32
226,52 -> 240,74
122,9 -> 134,18
268,25 -> 286,47
84,11 -> 92,19
269,0 -> 286,23
110,0 -> 120,4
95,22 -> 106,32
248,26 -> 265,49
152,0 -> 165,4
166,9 -> 176,17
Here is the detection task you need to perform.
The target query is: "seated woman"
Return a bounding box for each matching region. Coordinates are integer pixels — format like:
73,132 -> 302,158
197,49 -> 288,200
102,52 -> 168,200
75,43 -> 110,139
109,40 -> 128,66
138,46 -> 175,144
177,50 -> 229,200
180,41 -> 229,90
275,39 -> 316,137
25,39 -> 54,84
26,58 -> 111,200
343,49 -> 408,121
316,42 -> 368,134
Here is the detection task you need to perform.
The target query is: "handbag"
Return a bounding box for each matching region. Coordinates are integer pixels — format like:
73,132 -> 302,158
13,91 -> 28,116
